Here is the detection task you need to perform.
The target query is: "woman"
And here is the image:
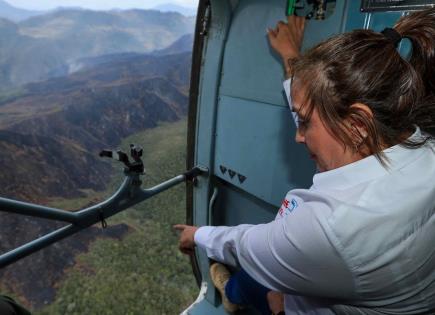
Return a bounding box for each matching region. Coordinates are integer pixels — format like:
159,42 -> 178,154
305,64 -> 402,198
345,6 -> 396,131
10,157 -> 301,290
175,8 -> 435,315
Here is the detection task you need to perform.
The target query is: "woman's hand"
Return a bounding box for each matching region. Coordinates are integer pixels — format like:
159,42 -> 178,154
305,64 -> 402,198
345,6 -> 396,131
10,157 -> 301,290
267,291 -> 285,315
173,224 -> 199,255
267,15 -> 306,75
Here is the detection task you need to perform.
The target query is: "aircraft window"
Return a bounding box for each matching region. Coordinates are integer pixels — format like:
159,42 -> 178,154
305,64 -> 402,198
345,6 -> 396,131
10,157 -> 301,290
0,1 -> 198,313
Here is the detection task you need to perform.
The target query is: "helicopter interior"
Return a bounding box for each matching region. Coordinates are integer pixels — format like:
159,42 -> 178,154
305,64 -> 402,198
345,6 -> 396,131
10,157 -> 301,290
185,0 -> 433,314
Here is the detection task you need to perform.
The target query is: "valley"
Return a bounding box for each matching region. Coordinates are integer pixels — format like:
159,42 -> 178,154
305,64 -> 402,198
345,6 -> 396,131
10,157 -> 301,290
0,5 -> 197,313
0,119 -> 197,314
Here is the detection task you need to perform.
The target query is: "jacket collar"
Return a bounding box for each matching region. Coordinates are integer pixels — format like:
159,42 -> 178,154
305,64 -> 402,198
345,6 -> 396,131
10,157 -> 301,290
311,127 -> 428,190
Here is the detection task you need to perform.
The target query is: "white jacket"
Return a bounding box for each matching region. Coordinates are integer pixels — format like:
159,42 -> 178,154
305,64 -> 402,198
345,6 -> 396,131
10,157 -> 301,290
195,128 -> 435,314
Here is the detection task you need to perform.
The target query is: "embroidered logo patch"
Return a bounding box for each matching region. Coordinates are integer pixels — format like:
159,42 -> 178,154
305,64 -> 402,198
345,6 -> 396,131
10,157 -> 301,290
278,197 -> 298,217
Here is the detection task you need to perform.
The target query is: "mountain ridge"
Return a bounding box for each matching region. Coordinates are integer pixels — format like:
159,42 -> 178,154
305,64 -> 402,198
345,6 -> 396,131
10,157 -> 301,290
153,3 -> 197,16
0,49 -> 192,309
0,0 -> 44,22
0,6 -> 195,311
0,8 -> 194,89
0,51 -> 191,202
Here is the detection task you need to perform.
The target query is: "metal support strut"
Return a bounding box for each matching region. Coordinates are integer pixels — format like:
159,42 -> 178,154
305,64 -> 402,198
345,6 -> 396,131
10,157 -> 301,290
0,144 -> 208,269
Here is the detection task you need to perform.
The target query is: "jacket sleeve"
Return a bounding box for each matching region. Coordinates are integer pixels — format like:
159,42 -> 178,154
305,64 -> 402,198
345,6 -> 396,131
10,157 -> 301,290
194,198 -> 355,299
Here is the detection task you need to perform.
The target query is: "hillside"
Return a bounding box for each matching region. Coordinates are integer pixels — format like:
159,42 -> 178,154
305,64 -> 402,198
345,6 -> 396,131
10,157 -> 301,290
0,51 -> 191,202
0,4 -> 197,313
155,33 -> 194,55
0,130 -> 110,202
74,33 -> 194,70
0,213 -> 130,309
0,120 -> 197,313
0,8 -> 194,88
0,0 -> 44,22
153,3 -> 197,16
0,48 -> 195,312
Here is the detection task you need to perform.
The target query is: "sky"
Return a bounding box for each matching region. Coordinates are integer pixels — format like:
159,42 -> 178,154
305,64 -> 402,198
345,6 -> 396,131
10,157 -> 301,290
4,0 -> 198,11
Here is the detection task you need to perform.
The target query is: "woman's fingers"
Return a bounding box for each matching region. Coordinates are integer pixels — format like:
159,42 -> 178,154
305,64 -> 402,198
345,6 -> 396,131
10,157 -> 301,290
298,16 -> 306,29
268,18 -> 303,60
277,21 -> 290,36
173,224 -> 188,232
287,15 -> 305,28
173,224 -> 199,255
267,27 -> 277,38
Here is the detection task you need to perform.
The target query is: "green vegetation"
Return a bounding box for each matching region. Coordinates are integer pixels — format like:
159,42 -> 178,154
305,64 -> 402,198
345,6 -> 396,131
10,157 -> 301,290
36,118 -> 198,315
0,87 -> 26,105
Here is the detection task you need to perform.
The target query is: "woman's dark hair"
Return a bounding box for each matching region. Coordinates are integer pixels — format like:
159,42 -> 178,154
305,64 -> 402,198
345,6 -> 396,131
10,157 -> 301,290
291,8 -> 435,165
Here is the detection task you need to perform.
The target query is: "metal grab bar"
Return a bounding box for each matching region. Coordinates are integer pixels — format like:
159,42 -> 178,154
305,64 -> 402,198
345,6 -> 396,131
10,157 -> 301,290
0,165 -> 208,268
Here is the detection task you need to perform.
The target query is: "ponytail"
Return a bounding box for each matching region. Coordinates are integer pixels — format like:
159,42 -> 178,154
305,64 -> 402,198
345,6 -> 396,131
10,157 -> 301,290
395,9 -> 435,135
395,9 -> 435,98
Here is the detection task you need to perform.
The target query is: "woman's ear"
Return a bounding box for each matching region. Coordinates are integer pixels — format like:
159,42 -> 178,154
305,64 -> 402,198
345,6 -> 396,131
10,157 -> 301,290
348,103 -> 373,135
350,103 -> 373,118
345,103 -> 374,152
